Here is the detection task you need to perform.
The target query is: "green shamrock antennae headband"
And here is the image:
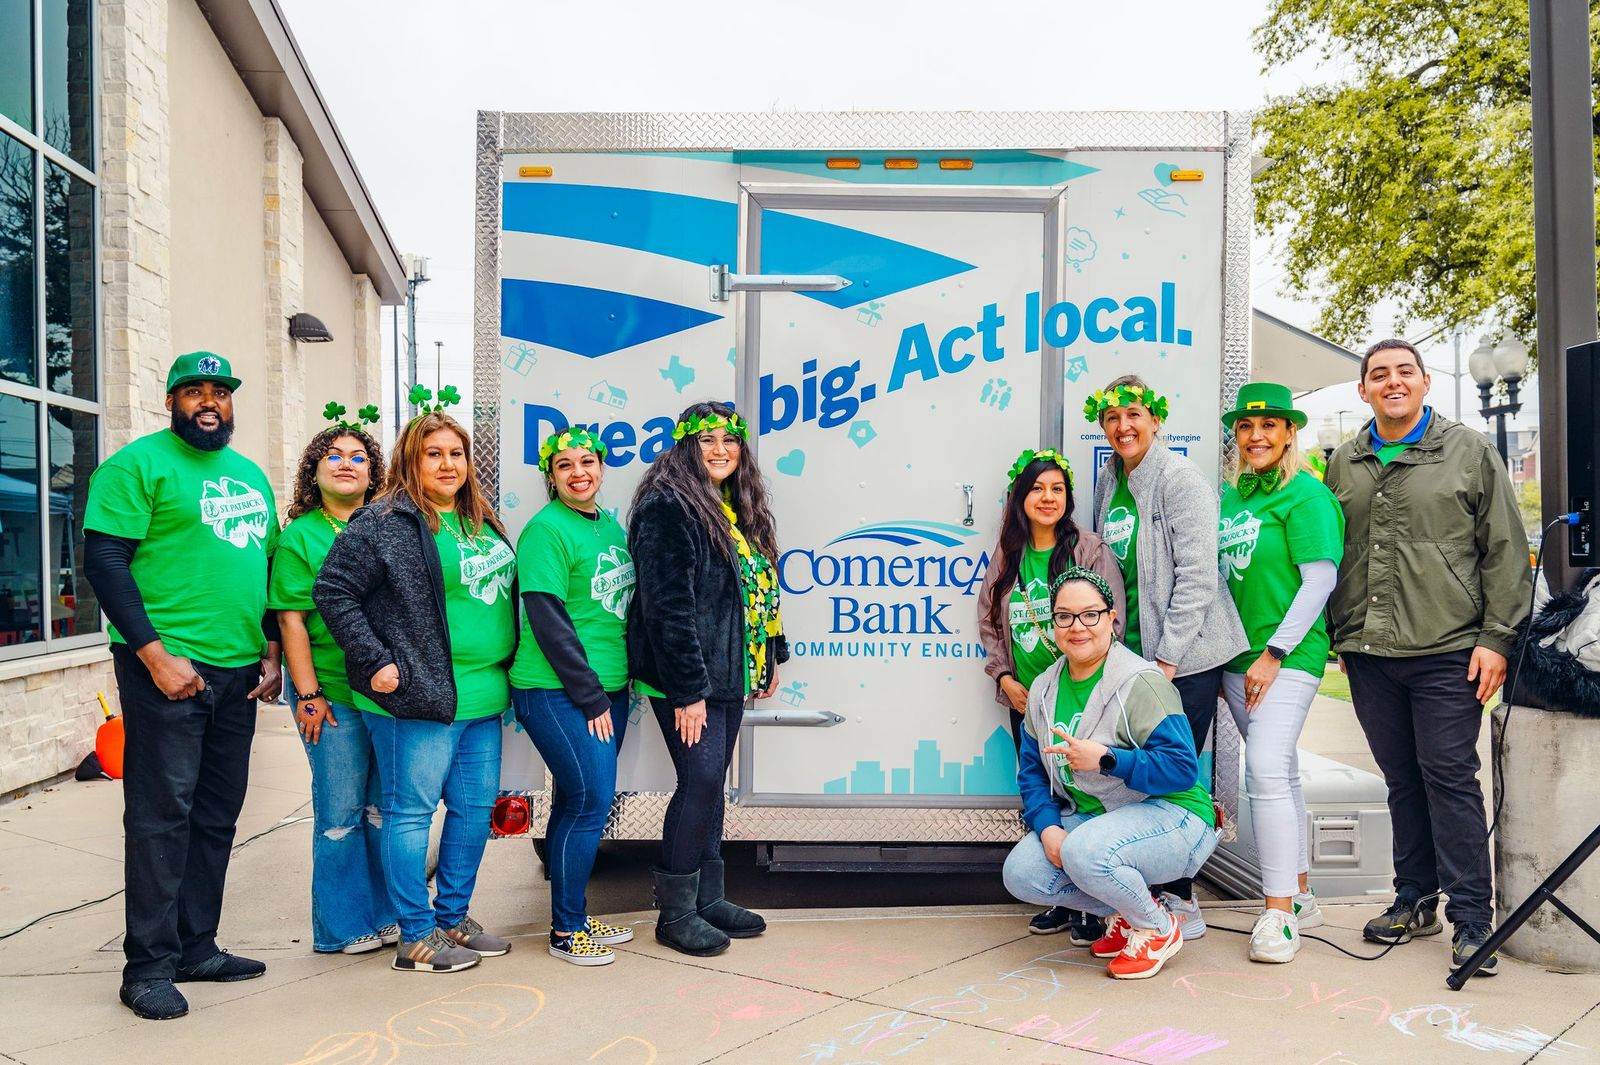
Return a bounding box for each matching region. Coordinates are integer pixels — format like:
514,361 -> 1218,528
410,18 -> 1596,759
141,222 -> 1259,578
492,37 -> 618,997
1049,565 -> 1114,609
408,383 -> 462,417
1008,448 -> 1073,488
1082,383 -> 1170,423
671,411 -> 749,442
321,401 -> 381,434
538,427 -> 609,473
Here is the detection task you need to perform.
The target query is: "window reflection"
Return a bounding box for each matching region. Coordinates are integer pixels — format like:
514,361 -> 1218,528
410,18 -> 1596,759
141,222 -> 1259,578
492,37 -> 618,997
42,0 -> 94,168
0,1 -> 31,132
45,162 -> 95,399
0,132 -> 37,388
0,394 -> 43,647
47,406 -> 98,639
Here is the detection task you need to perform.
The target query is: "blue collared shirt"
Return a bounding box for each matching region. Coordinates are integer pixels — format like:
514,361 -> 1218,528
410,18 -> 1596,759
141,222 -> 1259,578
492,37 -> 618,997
1370,405 -> 1433,451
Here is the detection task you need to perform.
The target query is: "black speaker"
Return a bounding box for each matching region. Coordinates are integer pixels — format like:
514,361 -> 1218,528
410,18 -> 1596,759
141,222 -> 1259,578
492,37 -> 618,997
1569,341 -> 1600,568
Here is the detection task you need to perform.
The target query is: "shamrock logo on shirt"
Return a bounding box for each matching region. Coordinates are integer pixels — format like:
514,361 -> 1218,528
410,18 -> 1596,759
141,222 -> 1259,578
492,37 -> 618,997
1104,506 -> 1136,562
1054,711 -> 1085,788
1007,577 -> 1052,652
459,537 -> 515,605
590,546 -> 636,620
1218,511 -> 1263,581
197,477 -> 270,548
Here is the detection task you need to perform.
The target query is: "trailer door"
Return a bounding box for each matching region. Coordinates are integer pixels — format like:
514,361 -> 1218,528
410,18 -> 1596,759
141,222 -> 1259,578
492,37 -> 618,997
736,184 -> 1067,809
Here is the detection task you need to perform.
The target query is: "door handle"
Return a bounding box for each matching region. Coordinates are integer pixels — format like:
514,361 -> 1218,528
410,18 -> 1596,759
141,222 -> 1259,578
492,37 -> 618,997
962,484 -> 975,527
744,709 -> 845,727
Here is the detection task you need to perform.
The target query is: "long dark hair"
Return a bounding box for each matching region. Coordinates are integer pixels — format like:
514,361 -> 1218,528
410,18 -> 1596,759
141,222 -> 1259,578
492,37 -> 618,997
983,458 -> 1081,637
380,412 -> 506,539
631,400 -> 778,559
286,427 -> 386,521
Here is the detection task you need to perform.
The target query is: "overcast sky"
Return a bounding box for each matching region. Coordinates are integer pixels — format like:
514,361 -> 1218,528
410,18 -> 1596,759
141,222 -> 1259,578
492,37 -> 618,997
275,0 -> 1534,444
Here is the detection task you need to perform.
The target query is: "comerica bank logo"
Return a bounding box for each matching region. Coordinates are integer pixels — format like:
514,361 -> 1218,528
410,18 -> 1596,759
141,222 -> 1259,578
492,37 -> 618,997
779,520 -> 988,643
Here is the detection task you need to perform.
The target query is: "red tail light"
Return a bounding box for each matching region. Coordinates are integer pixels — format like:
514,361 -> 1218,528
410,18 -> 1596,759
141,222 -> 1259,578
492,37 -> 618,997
491,795 -> 531,836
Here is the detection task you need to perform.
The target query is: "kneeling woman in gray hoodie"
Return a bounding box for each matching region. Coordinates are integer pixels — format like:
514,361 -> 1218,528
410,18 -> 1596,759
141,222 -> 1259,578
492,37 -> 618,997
1002,568 -> 1219,981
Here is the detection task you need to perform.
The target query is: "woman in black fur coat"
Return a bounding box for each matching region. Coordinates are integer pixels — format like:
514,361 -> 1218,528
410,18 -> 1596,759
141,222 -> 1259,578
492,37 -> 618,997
627,400 -> 788,957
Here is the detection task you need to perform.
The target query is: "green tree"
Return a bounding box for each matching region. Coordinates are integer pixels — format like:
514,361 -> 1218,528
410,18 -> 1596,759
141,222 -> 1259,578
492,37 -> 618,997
1252,1 -> 1600,353
1518,478 -> 1542,536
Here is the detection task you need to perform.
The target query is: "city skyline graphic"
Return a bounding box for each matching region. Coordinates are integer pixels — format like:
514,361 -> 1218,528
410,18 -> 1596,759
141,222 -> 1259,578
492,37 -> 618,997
822,725 -> 1019,796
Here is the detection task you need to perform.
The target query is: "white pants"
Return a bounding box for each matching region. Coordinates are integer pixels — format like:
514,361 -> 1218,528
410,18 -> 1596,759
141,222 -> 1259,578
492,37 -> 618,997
1222,668 -> 1319,899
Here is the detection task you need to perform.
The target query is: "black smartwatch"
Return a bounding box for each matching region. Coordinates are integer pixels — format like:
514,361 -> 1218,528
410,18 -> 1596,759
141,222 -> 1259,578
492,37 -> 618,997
1266,645 -> 1288,662
1099,750 -> 1117,775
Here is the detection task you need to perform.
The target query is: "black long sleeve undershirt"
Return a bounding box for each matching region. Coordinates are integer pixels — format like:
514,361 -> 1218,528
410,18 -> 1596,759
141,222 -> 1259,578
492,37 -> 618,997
521,591 -> 611,719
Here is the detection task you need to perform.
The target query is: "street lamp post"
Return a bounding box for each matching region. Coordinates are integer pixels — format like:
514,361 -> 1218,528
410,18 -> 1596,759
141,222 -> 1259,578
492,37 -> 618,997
1467,333 -> 1530,465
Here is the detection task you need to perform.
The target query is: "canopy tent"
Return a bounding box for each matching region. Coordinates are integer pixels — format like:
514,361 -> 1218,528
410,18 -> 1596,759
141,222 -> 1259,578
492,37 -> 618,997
1252,307 -> 1361,395
0,472 -> 71,516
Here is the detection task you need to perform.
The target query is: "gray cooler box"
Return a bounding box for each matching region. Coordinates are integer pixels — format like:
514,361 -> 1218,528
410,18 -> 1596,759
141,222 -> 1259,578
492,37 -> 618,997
1206,749 -> 1395,899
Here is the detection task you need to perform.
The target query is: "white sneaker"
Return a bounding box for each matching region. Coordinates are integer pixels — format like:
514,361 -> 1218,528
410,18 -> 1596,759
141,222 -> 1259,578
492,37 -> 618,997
340,933 -> 384,955
1160,892 -> 1206,940
1292,891 -> 1324,930
1249,908 -> 1301,964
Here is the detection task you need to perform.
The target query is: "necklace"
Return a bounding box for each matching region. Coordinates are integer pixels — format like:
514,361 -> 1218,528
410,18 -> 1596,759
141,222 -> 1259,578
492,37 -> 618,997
320,508 -> 349,535
440,511 -> 490,553
1020,588 -> 1062,661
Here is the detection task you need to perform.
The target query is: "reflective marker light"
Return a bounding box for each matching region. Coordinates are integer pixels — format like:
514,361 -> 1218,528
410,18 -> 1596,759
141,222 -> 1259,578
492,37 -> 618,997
491,795 -> 531,835
826,158 -> 861,170
939,159 -> 974,170
1170,169 -> 1205,181
884,158 -> 920,170
518,165 -> 553,178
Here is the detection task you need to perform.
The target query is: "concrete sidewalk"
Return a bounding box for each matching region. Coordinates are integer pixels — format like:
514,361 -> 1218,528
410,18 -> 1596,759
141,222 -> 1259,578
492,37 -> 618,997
1,710 -> 1596,1065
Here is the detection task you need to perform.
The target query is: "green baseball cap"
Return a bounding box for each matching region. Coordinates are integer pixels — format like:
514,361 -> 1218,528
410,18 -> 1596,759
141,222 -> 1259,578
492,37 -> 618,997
1221,381 -> 1306,430
166,351 -> 242,393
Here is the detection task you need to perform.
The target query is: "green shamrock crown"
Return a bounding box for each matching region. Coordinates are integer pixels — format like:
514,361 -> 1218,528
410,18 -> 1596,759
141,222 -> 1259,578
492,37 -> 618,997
1082,384 -> 1170,423
671,411 -> 749,442
408,383 -> 462,415
1008,448 -> 1073,488
537,427 -> 609,473
321,401 -> 381,433
1049,565 -> 1115,608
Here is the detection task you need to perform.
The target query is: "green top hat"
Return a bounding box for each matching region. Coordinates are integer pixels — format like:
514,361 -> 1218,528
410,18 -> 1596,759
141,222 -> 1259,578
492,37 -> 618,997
166,351 -> 242,393
1221,381 -> 1306,430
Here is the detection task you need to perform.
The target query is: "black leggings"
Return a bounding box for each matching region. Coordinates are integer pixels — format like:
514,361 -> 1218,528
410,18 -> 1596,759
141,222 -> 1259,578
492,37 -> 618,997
652,696 -> 744,874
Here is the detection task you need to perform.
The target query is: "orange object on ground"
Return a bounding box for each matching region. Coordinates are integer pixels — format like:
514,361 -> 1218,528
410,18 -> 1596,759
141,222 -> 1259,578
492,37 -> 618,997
95,691 -> 124,780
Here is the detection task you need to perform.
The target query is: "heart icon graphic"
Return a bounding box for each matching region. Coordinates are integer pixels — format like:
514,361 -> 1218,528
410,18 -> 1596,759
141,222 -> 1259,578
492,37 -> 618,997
1154,163 -> 1178,185
775,449 -> 806,477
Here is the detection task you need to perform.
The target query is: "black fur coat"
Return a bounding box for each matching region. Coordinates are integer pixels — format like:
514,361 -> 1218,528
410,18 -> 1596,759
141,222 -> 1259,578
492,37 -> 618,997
1508,571 -> 1600,717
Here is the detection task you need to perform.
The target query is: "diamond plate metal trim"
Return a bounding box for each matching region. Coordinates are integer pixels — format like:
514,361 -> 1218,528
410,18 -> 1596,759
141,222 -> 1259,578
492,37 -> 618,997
497,111 -> 1230,153
472,110 -> 504,505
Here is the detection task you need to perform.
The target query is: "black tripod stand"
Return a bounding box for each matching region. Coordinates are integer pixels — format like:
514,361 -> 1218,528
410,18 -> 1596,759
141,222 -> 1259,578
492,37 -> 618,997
1448,823 -> 1600,989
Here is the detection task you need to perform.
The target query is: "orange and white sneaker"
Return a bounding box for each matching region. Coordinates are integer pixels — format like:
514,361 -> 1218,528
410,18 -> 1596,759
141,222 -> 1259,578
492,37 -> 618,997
1106,918 -> 1184,980
1091,914 -> 1131,958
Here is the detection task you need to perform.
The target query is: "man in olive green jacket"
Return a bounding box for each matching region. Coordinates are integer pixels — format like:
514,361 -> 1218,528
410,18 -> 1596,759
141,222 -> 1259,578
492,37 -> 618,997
1324,339 -> 1531,978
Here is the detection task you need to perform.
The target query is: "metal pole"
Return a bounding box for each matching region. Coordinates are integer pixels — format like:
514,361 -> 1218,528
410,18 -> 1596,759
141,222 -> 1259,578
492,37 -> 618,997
1496,414 -> 1510,467
1531,0 -> 1600,594
435,340 -> 443,392
391,304 -> 401,435
1453,328 -> 1463,422
405,278 -> 420,418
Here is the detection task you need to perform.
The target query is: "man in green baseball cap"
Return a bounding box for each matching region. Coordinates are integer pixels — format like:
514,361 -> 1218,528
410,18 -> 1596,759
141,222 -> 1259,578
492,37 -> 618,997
82,351 -> 281,1020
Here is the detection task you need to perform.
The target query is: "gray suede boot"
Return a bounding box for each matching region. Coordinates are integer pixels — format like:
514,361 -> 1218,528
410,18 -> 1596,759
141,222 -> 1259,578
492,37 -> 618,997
697,858 -> 767,938
653,867 -> 730,957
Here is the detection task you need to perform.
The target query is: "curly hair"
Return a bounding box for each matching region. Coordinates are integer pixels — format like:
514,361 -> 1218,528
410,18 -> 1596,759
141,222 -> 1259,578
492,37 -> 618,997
286,427 -> 387,520
631,400 -> 777,559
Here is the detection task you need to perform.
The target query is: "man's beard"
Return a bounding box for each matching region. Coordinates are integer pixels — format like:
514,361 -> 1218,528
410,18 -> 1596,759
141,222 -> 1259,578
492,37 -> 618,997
171,407 -> 235,451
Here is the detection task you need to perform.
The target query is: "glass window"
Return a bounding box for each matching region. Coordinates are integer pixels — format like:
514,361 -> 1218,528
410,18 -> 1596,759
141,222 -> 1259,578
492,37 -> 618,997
46,405 -> 97,638
0,0 -> 33,132
0,131 -> 36,388
44,161 -> 93,398
42,0 -> 93,168
0,393 -> 43,647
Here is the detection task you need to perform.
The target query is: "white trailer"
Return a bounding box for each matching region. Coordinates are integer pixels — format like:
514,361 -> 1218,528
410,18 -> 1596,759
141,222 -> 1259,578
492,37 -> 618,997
472,110 -> 1260,872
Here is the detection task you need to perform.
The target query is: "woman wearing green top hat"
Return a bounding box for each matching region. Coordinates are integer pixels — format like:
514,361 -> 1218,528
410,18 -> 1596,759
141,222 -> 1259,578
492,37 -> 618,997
977,447 -> 1124,941
270,403 -> 399,955
511,428 -> 637,967
1217,383 -> 1345,964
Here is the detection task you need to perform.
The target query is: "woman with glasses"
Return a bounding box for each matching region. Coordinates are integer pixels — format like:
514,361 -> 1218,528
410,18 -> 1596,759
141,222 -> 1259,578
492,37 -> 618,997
1002,568 -> 1218,981
270,413 -> 398,955
977,448 -> 1123,942
627,401 -> 786,957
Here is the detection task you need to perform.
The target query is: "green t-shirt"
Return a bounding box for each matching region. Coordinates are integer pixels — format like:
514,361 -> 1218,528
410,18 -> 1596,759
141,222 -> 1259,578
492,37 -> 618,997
1103,473 -> 1141,656
1008,545 -> 1060,691
511,501 -> 634,691
1220,471 -> 1346,678
1376,441 -> 1411,466
357,511 -> 517,720
1052,662 -> 1108,815
84,430 -> 278,667
267,511 -> 352,706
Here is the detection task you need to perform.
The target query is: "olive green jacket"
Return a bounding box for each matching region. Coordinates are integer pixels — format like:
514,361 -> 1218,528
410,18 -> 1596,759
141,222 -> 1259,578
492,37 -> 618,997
1324,411 -> 1531,659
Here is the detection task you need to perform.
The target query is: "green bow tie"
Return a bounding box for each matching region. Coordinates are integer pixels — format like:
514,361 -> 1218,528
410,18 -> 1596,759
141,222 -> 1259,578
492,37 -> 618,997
1238,469 -> 1283,498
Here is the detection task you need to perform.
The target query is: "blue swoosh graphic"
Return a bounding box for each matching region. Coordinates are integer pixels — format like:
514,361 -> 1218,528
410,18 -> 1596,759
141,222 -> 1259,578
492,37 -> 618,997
500,279 -> 722,358
502,183 -> 975,308
826,520 -> 979,549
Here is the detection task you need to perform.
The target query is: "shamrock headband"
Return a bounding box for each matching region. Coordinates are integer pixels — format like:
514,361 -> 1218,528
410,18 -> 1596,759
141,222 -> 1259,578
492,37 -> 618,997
1008,448 -> 1073,488
1049,565 -> 1114,610
408,383 -> 462,416
1083,383 -> 1170,423
671,411 -> 749,442
321,401 -> 380,434
538,427 -> 608,473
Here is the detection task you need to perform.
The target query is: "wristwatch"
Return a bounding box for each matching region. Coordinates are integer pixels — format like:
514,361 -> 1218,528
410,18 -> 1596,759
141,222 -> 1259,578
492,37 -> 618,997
1266,645 -> 1288,661
1098,750 -> 1117,775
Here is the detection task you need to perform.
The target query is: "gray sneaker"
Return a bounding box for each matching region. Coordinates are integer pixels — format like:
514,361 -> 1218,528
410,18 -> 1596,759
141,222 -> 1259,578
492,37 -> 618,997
441,916 -> 510,957
392,928 -> 480,973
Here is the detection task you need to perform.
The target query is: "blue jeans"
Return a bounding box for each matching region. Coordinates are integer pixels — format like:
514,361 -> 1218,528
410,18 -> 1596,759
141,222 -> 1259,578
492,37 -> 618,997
286,685 -> 397,952
512,687 -> 629,933
364,711 -> 502,942
1003,799 -> 1217,931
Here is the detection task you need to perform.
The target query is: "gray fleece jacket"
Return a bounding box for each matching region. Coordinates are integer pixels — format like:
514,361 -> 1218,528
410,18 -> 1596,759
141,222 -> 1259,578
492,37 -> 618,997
1091,443 -> 1247,675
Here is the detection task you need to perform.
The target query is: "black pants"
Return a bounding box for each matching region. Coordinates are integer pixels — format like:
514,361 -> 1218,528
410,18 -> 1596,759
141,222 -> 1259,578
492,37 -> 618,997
651,696 -> 743,875
1171,665 -> 1223,755
113,644 -> 259,982
1345,649 -> 1491,925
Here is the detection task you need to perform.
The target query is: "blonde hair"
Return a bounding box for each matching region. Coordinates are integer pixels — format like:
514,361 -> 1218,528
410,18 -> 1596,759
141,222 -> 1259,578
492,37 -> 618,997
1226,416 -> 1308,487
381,412 -> 506,539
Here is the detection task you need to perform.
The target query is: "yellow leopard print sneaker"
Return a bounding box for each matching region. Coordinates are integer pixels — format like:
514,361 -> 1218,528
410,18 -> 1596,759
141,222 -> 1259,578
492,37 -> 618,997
583,917 -> 635,945
549,929 -> 615,967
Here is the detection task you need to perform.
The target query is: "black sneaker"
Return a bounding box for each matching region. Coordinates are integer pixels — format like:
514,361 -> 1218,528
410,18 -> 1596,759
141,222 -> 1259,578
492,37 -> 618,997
1362,896 -> 1443,944
1028,906 -> 1074,935
119,979 -> 189,1020
1069,911 -> 1106,946
174,950 -> 266,982
1451,923 -> 1500,976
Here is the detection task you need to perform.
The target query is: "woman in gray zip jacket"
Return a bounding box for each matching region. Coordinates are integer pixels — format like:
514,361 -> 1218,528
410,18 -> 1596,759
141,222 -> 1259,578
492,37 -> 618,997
1086,374 -> 1247,939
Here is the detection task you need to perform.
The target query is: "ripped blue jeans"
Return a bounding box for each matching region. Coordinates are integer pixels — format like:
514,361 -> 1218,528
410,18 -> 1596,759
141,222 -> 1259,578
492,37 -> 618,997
289,687 -> 396,951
